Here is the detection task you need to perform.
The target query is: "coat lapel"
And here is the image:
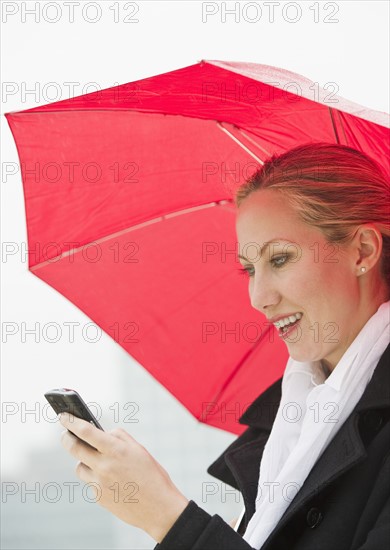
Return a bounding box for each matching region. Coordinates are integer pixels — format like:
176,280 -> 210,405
207,343 -> 390,530
273,342 -> 390,531
207,378 -> 282,520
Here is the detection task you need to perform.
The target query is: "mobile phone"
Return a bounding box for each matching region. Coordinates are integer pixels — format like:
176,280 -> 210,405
44,388 -> 104,430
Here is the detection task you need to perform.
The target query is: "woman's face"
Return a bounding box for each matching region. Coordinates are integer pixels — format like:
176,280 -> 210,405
235,189 -> 362,371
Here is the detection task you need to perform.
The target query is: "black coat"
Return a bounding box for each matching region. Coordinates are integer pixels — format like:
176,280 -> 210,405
155,343 -> 390,549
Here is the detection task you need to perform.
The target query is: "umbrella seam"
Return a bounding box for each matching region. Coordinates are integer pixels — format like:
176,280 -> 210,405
29,200 -> 235,270
329,107 -> 340,144
337,109 -> 348,145
199,324 -> 274,422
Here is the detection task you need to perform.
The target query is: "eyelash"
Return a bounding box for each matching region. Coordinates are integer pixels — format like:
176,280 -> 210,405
238,254 -> 290,277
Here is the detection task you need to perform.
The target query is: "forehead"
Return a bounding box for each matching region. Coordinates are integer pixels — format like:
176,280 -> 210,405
235,189 -> 318,243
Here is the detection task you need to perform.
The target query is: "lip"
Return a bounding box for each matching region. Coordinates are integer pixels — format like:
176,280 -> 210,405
279,318 -> 302,340
267,312 -> 303,324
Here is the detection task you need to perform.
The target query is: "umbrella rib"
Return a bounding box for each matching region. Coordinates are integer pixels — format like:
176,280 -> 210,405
216,122 -> 264,164
328,107 -> 340,144
234,128 -> 271,158
29,200 -> 235,271
199,324 -> 274,422
337,110 -> 348,145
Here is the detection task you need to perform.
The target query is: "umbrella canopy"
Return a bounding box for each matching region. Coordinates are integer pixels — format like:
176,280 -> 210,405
6,60 -> 390,434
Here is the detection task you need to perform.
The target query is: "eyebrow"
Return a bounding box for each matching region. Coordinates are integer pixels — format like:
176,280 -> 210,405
237,239 -> 292,261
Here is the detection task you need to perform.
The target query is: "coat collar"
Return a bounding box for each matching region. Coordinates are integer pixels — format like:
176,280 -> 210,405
207,342 -> 390,532
270,342 -> 390,541
206,377 -> 282,492
238,375 -> 282,430
239,341 -> 390,430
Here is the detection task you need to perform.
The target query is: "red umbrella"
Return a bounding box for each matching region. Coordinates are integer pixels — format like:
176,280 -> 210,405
5,60 -> 389,434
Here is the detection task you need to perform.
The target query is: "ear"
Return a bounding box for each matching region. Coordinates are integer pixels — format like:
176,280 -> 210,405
351,224 -> 383,275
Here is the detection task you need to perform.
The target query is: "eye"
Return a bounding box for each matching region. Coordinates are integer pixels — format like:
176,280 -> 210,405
238,265 -> 254,278
238,254 -> 290,277
271,254 -> 289,268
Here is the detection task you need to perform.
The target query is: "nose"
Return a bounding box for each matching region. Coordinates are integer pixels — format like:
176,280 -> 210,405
249,271 -> 281,314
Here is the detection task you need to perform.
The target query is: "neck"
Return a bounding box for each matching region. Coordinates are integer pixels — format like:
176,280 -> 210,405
320,361 -> 331,378
322,291 -> 389,374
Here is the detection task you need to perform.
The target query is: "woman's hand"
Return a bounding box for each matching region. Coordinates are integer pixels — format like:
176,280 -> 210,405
59,413 -> 189,543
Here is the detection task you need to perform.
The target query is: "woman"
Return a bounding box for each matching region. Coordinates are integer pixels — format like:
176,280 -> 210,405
59,143 -> 390,549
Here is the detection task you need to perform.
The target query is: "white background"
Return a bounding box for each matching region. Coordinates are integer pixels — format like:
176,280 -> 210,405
1,1 -> 389,549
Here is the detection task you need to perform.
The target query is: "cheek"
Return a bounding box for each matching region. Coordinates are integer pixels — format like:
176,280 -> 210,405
288,259 -> 324,298
286,261 -> 333,318
297,261 -> 356,325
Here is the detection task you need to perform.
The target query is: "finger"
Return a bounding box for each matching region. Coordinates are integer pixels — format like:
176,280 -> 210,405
75,463 -> 102,502
61,429 -> 101,469
59,413 -> 112,453
109,428 -> 144,455
75,461 -> 96,484
110,427 -> 133,443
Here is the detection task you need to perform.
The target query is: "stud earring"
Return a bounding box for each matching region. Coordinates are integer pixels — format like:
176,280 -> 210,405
360,266 -> 366,273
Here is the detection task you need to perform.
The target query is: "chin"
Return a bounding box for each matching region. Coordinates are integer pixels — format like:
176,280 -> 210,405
286,344 -> 318,364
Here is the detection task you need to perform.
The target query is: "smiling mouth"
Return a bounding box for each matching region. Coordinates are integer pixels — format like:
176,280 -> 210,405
278,316 -> 302,338
273,312 -> 302,330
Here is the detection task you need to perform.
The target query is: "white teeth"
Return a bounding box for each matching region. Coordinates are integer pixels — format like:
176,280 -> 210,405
274,312 -> 302,328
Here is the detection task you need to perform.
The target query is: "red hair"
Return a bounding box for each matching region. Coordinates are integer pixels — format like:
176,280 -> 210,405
235,142 -> 390,286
